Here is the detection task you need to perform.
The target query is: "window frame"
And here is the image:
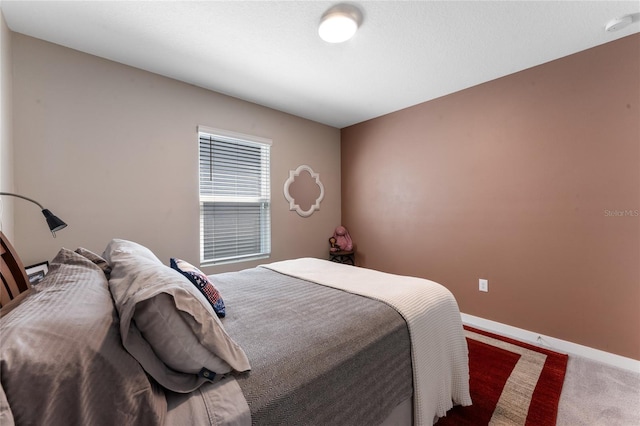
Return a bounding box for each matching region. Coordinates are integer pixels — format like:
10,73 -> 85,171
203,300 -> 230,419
197,126 -> 272,266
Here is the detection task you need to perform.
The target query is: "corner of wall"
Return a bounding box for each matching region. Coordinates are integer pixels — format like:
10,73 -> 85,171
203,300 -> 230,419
0,9 -> 15,240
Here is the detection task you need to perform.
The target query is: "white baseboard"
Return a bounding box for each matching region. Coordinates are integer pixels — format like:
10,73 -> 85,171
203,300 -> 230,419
461,313 -> 640,374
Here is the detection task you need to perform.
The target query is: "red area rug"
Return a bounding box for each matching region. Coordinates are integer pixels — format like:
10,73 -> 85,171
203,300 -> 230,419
437,326 -> 568,425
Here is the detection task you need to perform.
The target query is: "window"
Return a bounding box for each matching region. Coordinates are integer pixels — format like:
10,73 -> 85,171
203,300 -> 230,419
198,126 -> 271,265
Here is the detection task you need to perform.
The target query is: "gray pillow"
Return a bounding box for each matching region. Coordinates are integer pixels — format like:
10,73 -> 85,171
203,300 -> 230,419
74,246 -> 112,278
0,248 -> 166,426
103,239 -> 251,393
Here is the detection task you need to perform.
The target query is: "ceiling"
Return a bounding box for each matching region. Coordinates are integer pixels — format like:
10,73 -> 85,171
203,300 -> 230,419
1,1 -> 639,129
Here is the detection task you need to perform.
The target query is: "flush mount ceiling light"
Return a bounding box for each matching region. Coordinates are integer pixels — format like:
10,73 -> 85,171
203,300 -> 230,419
318,4 -> 362,43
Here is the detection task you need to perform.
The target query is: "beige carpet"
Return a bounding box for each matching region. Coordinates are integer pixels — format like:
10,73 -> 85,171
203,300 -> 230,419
556,355 -> 640,425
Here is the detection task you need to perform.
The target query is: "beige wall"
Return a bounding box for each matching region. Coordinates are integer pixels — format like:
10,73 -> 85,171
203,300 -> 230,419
0,11 -> 15,240
11,34 -> 341,273
341,34 -> 640,360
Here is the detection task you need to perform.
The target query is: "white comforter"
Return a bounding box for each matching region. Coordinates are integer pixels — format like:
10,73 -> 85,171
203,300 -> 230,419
261,258 -> 472,425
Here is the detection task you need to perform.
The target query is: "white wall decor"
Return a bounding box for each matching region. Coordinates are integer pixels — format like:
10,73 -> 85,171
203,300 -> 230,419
284,165 -> 324,217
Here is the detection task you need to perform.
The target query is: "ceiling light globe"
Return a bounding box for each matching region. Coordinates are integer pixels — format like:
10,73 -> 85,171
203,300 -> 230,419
319,11 -> 359,43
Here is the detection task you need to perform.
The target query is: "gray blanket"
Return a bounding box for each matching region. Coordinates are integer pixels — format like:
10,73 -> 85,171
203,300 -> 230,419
212,267 -> 413,426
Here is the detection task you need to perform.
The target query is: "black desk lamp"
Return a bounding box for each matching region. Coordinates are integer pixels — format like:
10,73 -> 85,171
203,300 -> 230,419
0,192 -> 67,236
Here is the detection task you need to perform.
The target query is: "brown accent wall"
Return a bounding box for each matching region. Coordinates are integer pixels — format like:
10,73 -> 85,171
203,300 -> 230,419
341,34 -> 640,360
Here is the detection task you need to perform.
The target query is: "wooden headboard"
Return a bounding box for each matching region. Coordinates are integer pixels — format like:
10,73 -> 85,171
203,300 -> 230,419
0,231 -> 31,307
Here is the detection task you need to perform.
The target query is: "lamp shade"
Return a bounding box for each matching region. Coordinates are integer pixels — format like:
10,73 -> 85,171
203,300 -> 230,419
42,209 -> 67,232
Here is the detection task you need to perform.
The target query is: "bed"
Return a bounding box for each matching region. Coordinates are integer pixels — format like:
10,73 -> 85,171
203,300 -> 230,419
0,236 -> 471,425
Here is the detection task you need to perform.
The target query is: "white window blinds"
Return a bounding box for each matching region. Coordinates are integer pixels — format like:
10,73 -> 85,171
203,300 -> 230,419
198,128 -> 271,265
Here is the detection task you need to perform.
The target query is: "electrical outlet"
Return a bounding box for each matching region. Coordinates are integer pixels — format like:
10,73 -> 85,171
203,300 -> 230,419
479,279 -> 488,292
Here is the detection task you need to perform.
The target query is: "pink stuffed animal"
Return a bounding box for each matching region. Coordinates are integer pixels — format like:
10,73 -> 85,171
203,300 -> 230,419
330,225 -> 353,252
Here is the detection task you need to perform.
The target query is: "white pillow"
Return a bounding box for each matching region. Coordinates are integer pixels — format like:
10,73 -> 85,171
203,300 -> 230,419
103,239 -> 250,393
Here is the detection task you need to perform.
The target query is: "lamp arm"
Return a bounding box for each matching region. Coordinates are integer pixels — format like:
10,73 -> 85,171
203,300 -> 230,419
0,191 -> 67,236
0,192 -> 45,210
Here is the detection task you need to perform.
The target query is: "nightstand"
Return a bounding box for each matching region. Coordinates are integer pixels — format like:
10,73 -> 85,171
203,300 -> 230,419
329,250 -> 355,265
